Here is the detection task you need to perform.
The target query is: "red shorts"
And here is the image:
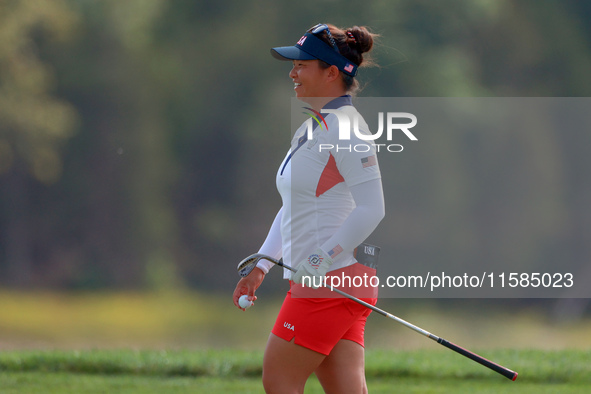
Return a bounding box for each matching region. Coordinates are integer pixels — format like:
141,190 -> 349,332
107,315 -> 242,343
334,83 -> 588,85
271,264 -> 378,355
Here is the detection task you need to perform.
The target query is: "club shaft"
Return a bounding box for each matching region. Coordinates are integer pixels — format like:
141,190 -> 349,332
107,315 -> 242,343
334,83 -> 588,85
267,256 -> 517,381
436,338 -> 518,381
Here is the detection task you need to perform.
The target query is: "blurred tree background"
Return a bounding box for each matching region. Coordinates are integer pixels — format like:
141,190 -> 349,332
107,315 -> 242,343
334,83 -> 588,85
0,0 -> 590,306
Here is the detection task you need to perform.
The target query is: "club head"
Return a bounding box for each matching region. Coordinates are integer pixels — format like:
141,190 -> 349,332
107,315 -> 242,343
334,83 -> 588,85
237,254 -> 265,278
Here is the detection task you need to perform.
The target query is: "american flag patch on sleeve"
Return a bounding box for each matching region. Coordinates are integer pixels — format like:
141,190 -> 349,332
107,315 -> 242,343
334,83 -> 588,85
361,155 -> 377,168
328,244 -> 343,257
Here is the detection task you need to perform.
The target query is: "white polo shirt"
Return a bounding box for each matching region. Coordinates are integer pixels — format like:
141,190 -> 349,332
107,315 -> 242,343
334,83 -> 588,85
277,96 -> 381,279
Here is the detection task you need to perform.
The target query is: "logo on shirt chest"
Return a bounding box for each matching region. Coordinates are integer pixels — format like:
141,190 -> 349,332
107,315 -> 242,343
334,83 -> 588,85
307,132 -> 320,149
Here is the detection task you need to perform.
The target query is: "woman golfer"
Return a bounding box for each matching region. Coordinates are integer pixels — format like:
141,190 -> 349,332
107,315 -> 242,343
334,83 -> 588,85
233,23 -> 384,393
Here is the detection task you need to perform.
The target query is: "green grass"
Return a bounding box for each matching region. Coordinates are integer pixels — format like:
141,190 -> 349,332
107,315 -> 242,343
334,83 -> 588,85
0,291 -> 589,392
0,349 -> 589,393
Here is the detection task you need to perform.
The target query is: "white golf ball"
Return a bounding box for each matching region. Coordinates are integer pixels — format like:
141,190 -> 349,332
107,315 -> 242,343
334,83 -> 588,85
239,295 -> 254,309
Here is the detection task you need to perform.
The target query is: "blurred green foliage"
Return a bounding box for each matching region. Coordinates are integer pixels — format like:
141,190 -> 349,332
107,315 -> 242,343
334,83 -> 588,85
0,0 -> 590,300
0,0 -> 78,185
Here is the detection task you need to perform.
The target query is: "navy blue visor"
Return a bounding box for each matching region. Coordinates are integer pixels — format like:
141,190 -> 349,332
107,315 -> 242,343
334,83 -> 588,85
271,32 -> 358,77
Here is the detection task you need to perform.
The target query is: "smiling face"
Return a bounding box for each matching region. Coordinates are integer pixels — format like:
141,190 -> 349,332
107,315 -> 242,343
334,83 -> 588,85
290,60 -> 326,98
289,60 -> 345,108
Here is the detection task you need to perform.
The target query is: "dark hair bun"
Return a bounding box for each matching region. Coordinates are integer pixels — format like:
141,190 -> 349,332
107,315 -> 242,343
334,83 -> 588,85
311,23 -> 378,69
347,26 -> 374,54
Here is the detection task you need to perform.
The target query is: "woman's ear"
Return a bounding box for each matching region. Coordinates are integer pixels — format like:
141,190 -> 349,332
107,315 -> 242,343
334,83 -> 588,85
325,65 -> 341,83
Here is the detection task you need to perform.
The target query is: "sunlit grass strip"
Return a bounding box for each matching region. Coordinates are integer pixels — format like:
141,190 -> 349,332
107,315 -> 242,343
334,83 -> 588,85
0,349 -> 589,383
0,350 -> 261,377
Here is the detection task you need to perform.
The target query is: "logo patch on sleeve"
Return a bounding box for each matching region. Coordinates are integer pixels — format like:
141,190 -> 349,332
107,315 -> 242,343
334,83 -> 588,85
361,155 -> 377,168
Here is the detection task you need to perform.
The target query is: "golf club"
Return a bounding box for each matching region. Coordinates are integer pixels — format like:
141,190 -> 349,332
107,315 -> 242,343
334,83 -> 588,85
237,253 -> 518,381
